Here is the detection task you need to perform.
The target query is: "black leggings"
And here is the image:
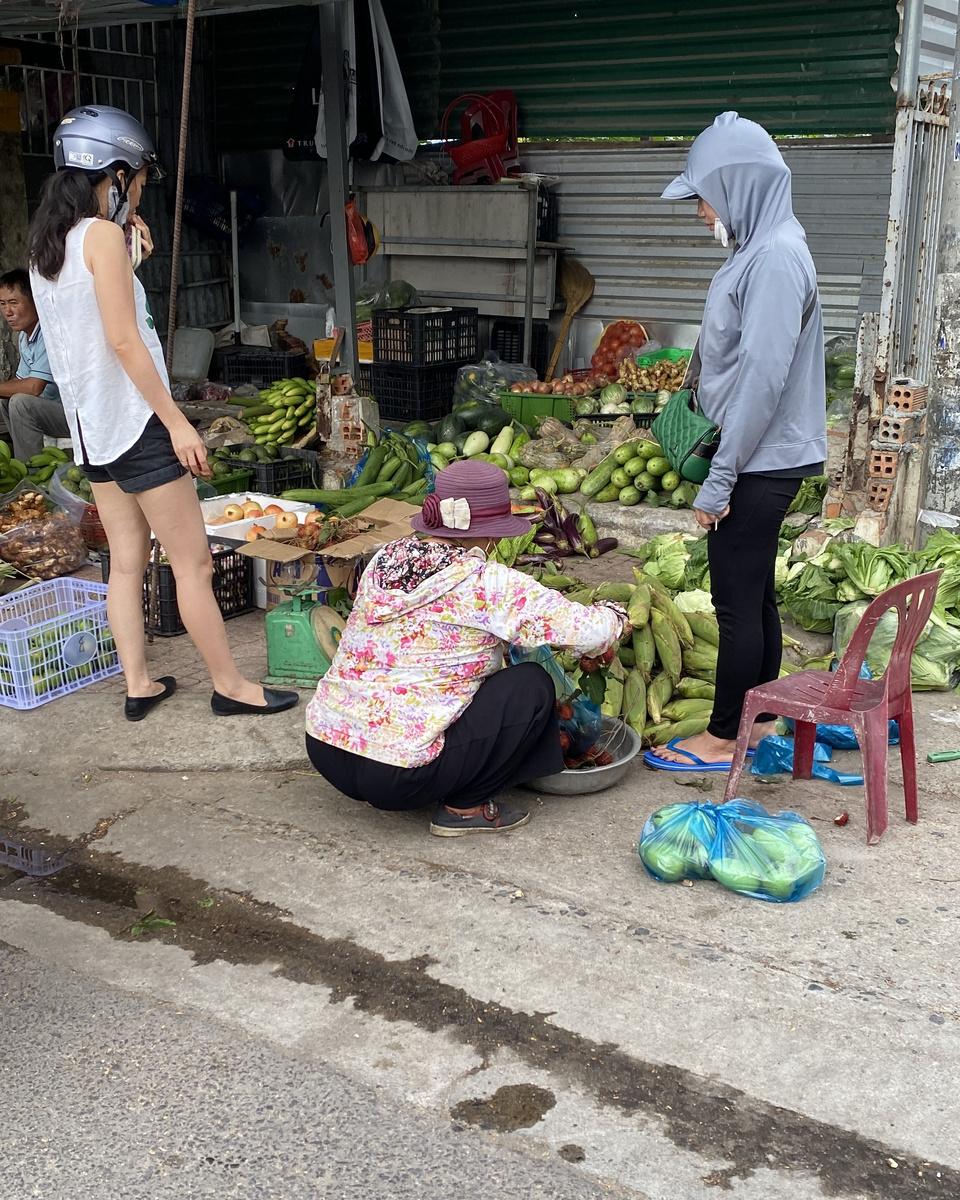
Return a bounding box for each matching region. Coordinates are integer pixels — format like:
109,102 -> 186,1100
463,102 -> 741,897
707,474 -> 802,740
305,662 -> 562,812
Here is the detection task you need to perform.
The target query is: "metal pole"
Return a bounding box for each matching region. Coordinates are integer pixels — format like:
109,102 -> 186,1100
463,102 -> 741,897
896,0 -> 924,106
230,189 -> 241,345
319,0 -> 357,377
165,0 -> 197,370
926,22 -> 960,515
523,181 -> 537,367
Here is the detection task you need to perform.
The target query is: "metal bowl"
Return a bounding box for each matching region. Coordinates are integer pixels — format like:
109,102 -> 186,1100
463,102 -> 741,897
524,718 -> 642,796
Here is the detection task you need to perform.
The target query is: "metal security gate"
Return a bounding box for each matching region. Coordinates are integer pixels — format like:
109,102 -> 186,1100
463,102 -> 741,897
876,75 -> 952,398
2,25 -> 158,200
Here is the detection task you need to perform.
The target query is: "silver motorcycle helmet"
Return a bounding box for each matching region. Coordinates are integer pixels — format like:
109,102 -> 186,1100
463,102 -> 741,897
53,105 -> 164,224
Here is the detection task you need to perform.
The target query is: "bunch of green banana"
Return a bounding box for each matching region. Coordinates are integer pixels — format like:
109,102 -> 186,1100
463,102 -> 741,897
25,445 -> 71,486
0,440 -> 27,494
0,441 -> 71,493
231,377 -> 315,449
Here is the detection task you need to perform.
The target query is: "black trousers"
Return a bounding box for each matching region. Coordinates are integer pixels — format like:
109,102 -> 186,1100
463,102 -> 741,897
707,474 -> 802,740
305,662 -> 562,811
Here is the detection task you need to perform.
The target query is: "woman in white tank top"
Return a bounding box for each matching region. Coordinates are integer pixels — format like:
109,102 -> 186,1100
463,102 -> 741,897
29,106 -> 297,721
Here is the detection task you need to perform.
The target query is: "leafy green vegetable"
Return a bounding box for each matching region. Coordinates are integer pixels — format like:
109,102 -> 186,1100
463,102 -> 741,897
674,589 -> 714,615
621,533 -> 694,591
682,534 -> 710,592
787,475 -> 828,516
779,563 -> 840,633
833,601 -> 960,690
831,544 -> 914,597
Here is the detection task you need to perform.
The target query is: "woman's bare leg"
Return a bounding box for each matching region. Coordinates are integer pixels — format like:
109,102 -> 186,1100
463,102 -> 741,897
135,474 -> 266,705
91,480 -> 162,699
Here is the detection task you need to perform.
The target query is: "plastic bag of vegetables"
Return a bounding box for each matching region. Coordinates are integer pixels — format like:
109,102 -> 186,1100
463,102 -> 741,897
833,601 -> 960,691
637,801 -> 717,882
454,353 -> 536,407
706,799 -> 826,902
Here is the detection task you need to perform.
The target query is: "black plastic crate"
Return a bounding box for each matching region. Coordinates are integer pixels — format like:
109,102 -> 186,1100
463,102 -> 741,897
101,546 -> 254,638
211,347 -> 307,389
216,450 -> 315,496
490,317 -> 551,378
537,186 -> 559,243
373,307 -> 478,366
370,362 -> 461,423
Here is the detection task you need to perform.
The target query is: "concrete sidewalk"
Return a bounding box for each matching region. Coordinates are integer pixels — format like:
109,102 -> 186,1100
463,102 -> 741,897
2,612 -> 960,1199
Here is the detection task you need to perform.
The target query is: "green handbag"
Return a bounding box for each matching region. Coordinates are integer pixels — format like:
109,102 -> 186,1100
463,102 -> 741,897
651,389 -> 720,485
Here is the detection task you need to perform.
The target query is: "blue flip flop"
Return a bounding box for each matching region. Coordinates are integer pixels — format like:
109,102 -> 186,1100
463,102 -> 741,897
643,738 -> 755,774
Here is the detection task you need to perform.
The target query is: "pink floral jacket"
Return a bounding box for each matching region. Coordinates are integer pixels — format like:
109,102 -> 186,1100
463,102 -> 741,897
306,537 -> 622,768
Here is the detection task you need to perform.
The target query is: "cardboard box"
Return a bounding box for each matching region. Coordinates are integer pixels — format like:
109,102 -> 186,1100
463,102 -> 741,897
236,498 -> 420,609
200,492 -> 313,541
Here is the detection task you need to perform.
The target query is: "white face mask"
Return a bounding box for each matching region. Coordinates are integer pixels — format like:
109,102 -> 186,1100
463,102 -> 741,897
714,218 -> 731,248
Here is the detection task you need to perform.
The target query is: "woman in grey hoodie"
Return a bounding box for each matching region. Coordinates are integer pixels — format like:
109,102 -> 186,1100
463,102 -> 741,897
649,112 -> 827,771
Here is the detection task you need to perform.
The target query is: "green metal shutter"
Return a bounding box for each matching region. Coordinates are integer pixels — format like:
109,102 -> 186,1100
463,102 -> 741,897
430,0 -> 900,137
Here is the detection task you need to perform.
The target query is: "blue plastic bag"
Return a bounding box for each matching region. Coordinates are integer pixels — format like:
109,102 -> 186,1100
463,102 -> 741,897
638,802 -> 718,882
638,799 -> 826,902
752,735 -> 867,787
807,721 -> 900,750
347,434 -> 435,492
707,800 -> 826,903
508,645 -> 602,757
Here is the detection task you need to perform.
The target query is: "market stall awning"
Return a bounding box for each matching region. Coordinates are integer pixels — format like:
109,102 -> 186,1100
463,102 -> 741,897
0,0 -> 304,38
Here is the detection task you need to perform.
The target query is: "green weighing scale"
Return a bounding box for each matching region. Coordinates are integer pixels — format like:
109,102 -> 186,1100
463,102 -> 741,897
263,584 -> 347,688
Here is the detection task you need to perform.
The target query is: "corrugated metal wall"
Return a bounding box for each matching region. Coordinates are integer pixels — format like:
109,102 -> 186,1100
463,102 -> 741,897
524,142 -> 893,335
922,0 -> 958,75
428,0 -> 901,137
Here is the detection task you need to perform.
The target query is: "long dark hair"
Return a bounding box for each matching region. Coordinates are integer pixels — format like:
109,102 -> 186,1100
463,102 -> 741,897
29,168 -> 111,280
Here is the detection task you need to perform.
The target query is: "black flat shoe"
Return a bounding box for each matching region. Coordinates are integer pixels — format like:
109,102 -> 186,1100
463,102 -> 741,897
124,676 -> 177,722
210,688 -> 300,717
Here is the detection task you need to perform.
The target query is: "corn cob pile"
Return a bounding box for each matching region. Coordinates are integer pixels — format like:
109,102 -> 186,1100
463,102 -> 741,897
538,565 -> 720,747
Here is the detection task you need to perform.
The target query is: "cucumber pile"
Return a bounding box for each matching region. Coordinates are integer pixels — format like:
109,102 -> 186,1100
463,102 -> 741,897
231,377 -> 315,449
281,430 -> 431,518
581,437 -> 699,510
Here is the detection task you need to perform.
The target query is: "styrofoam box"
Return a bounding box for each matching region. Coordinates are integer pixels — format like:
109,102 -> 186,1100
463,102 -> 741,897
201,492 -> 314,542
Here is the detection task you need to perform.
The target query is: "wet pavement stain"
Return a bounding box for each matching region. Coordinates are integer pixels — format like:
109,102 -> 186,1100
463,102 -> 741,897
451,1084 -> 556,1133
0,822 -> 957,1199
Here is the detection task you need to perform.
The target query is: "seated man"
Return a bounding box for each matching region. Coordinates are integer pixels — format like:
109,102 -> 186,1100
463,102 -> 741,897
0,267 -> 69,461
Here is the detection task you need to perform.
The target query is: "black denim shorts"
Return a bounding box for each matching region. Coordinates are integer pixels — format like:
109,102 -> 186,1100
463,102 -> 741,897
84,415 -> 186,494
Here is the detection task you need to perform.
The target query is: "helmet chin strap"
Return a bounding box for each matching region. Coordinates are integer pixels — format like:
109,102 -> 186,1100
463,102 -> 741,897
103,165 -> 132,224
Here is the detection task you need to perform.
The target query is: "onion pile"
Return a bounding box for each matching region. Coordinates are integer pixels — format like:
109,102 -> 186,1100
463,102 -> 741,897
508,373 -> 610,398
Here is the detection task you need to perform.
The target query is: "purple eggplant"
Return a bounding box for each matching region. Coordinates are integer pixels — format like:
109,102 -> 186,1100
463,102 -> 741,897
588,537 -> 619,558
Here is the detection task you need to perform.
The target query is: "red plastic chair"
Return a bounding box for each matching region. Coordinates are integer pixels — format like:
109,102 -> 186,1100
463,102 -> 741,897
724,570 -> 942,844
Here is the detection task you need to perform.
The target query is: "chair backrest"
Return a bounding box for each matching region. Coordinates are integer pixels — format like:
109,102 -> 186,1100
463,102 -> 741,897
828,569 -> 942,703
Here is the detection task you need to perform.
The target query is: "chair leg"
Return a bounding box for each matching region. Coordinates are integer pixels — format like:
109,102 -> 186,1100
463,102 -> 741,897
793,720 -> 817,781
722,696 -> 765,805
856,710 -> 890,845
896,705 -> 919,824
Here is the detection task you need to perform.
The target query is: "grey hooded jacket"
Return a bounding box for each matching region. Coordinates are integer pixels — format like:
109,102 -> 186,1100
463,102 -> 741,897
661,112 -> 827,515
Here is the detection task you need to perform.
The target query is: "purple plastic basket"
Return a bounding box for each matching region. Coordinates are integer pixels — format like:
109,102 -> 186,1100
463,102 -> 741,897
0,578 -> 121,710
